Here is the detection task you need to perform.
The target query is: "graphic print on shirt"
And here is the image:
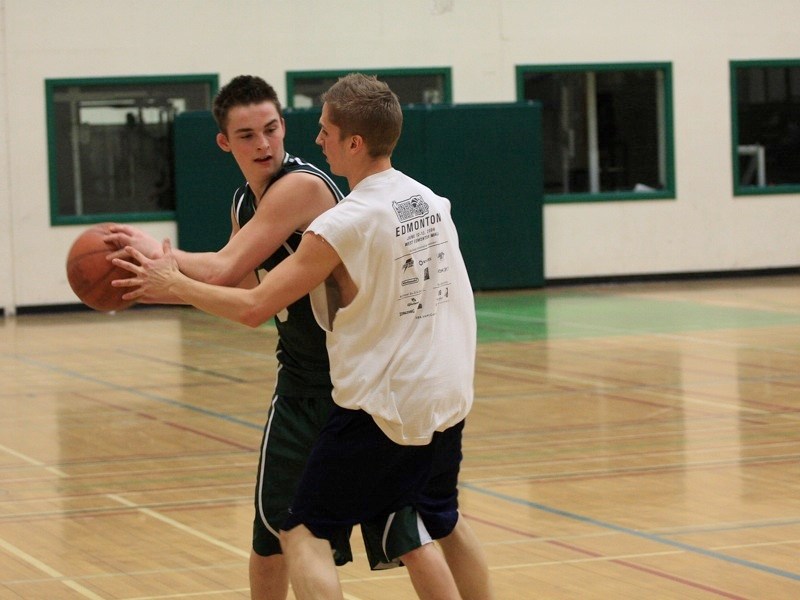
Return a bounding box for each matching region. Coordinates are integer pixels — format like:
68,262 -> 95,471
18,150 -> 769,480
393,194 -> 452,319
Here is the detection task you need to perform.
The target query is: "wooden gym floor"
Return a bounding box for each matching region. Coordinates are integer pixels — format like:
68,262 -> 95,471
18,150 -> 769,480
1,275 -> 799,599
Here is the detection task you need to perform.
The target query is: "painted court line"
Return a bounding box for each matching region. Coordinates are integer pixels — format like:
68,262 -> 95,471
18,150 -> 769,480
476,305 -> 800,352
107,494 -> 367,600
463,483 -> 800,583
126,590 -> 249,599
2,360 -> 369,598
0,535 -> 105,599
106,494 -> 249,559
487,548 -> 684,570
125,591 -> 365,600
11,354 -> 262,430
115,348 -> 248,383
0,443 -> 67,477
463,515 -> 751,600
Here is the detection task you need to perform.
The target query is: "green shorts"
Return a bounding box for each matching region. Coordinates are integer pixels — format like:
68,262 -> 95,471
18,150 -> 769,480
252,395 -> 430,569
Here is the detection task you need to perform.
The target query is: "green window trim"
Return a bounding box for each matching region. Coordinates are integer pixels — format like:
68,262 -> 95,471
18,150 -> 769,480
46,73 -> 218,226
516,62 -> 676,204
286,67 -> 452,108
730,59 -> 800,197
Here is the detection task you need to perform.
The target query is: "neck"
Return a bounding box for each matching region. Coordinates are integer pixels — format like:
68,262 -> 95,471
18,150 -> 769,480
347,156 -> 392,190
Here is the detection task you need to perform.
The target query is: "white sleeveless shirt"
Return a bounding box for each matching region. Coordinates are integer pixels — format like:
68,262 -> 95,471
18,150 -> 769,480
308,168 -> 476,445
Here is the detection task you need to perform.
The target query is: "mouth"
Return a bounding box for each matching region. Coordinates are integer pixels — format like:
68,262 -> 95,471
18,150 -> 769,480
255,155 -> 271,164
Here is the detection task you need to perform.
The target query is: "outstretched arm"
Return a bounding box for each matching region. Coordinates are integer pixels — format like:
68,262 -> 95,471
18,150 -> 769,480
112,233 -> 341,328
106,173 -> 335,289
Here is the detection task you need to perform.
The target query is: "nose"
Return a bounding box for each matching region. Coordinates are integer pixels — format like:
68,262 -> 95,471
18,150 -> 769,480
257,134 -> 269,150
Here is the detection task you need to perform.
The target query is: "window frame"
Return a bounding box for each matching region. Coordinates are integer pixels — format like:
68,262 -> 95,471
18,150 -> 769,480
730,58 -> 800,197
516,62 -> 676,204
286,67 -> 453,108
45,73 -> 218,226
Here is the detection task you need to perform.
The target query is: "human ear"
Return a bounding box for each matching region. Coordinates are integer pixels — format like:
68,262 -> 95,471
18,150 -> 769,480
216,132 -> 231,152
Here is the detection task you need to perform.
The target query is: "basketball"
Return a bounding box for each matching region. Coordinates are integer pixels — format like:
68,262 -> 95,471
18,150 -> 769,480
66,223 -> 137,312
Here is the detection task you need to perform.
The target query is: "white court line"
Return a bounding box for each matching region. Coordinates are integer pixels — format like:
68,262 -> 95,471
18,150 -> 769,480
125,588 -> 364,600
0,443 -> 68,477
0,445 -> 102,597
0,535 -> 105,599
106,494 -> 249,558
485,549 -> 684,571
106,495 -> 366,600
715,538 -> 800,551
125,588 -> 249,599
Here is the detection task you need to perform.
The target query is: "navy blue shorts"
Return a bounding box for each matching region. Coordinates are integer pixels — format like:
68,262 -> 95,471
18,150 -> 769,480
283,406 -> 464,544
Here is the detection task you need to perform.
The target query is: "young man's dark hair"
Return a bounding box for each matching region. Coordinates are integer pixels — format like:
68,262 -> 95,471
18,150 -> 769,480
212,75 -> 282,133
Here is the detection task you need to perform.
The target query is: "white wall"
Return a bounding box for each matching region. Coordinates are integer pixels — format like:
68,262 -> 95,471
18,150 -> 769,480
525,0 -> 800,279
1,0 -> 15,314
2,0 -> 799,310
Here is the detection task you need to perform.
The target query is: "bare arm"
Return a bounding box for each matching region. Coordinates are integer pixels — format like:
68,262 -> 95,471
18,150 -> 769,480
105,173 -> 336,288
112,233 -> 341,328
172,174 -> 336,286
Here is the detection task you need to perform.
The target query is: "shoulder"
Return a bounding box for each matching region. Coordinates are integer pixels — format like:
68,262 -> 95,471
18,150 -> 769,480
276,153 -> 342,200
285,154 -> 329,177
270,169 -> 337,201
254,169 -> 338,231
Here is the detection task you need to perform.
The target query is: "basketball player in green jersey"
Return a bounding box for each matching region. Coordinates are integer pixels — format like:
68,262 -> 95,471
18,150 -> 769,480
106,75 -> 462,600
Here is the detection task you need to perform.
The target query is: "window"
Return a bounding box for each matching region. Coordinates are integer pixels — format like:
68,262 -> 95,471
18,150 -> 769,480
286,68 -> 451,108
731,60 -> 800,195
517,63 -> 674,202
46,74 -> 217,225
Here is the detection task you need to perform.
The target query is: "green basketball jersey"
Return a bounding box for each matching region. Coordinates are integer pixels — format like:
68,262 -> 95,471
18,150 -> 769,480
232,153 -> 343,396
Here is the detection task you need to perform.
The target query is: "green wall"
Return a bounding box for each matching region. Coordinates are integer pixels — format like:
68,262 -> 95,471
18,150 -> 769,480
173,111 -> 241,252
174,102 -> 543,289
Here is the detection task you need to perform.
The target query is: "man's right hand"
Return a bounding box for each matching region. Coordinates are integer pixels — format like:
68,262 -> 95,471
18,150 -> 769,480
104,224 -> 164,260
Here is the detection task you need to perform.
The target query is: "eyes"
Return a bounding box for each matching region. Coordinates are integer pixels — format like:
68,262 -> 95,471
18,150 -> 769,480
317,124 -> 331,141
237,125 -> 280,141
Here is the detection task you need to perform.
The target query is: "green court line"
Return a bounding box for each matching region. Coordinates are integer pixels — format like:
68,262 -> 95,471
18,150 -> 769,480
475,291 -> 800,343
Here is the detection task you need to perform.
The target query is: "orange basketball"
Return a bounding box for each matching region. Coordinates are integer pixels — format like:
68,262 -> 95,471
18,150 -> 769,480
66,223 -> 136,312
